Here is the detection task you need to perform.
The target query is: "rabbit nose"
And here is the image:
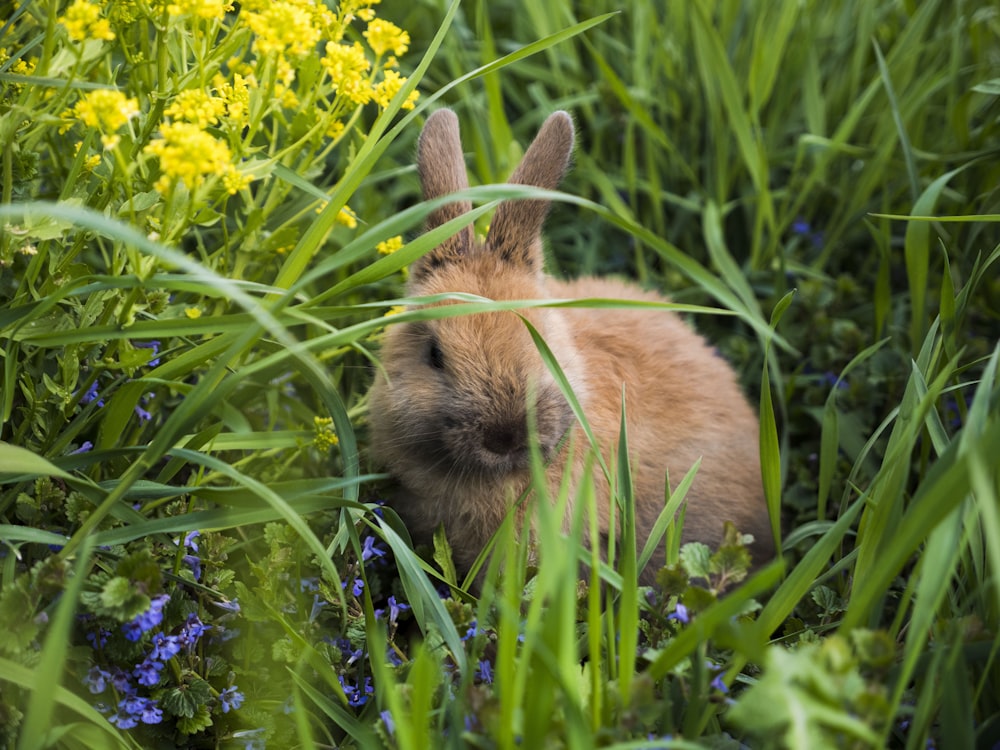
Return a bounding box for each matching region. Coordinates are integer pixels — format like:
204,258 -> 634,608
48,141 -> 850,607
482,420 -> 527,456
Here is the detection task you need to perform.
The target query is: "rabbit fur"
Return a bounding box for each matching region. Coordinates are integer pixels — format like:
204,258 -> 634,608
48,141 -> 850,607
368,109 -> 773,584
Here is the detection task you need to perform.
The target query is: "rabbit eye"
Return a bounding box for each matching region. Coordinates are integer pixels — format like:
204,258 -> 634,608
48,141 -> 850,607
428,339 -> 445,370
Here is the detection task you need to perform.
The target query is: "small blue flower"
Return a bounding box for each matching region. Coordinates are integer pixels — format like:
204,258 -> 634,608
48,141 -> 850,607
84,666 -> 110,694
123,594 -> 170,641
214,598 -> 241,613
70,441 -> 94,455
86,627 -> 110,649
361,535 -> 386,564
110,667 -> 131,692
375,596 -> 410,627
108,707 -> 139,730
183,553 -> 202,581
380,709 -> 395,736
476,659 -> 493,684
140,698 -> 163,724
133,658 -> 164,687
134,404 -> 152,422
791,217 -> 811,236
135,340 -> 161,367
149,632 -> 182,661
179,613 -> 210,647
667,603 -> 690,624
219,686 -> 245,714
80,381 -> 104,407
710,673 -> 729,693
347,578 -> 363,597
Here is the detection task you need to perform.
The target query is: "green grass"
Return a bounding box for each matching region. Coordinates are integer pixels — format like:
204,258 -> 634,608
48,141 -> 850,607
1,0 -> 999,748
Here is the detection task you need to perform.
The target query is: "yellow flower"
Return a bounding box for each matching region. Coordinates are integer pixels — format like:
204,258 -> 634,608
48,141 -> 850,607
164,89 -> 227,128
364,19 -> 410,57
164,0 -> 234,19
184,307 -> 202,319
321,42 -> 372,105
384,305 -> 406,317
65,89 -> 140,149
60,0 -> 115,42
372,70 -> 418,110
214,73 -> 253,127
336,206 -> 358,228
244,2 -> 321,59
144,122 -> 244,194
376,236 -> 403,255
313,416 -> 339,451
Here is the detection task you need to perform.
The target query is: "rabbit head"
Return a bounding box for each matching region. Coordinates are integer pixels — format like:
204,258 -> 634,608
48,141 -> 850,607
369,110 -> 583,495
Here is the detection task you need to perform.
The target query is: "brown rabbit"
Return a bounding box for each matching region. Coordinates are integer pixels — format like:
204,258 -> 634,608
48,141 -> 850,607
368,109 -> 773,584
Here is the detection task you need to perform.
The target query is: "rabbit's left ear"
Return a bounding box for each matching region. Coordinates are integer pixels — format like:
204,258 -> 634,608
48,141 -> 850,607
486,112 -> 574,272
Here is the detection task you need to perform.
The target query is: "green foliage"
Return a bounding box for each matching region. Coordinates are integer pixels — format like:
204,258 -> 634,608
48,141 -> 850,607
2,0 -> 999,748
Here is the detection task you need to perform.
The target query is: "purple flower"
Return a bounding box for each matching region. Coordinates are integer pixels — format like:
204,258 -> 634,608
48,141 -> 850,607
140,699 -> 163,724
375,596 -> 410,627
84,666 -> 110,694
108,707 -> 139,730
70,441 -> 94,455
338,675 -> 373,707
183,554 -> 202,581
80,381 -> 104,407
341,577 -> 363,597
150,632 -> 182,661
476,659 -> 493,684
791,218 -> 811,236
381,709 -> 395,736
214,598 -> 241,613
86,627 -> 110,649
183,530 -> 200,551
110,667 -> 131,692
361,535 -> 386,564
179,613 -> 210,648
133,658 -> 164,687
667,603 -> 690,624
122,594 -> 169,641
219,686 -> 245,714
134,404 -> 152,422
710,673 -> 729,693
135,340 -> 161,367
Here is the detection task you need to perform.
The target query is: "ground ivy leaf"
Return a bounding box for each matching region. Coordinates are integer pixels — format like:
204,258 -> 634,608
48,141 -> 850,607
679,542 -> 712,580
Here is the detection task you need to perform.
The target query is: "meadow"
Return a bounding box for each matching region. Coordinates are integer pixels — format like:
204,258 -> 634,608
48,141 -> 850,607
0,0 -> 998,748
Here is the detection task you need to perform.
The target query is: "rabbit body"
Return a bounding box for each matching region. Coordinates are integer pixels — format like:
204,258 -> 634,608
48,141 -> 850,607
368,110 -> 773,583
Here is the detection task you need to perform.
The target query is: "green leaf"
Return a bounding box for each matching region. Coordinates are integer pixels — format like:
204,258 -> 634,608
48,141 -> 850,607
0,442 -> 72,480
432,525 -> 458,586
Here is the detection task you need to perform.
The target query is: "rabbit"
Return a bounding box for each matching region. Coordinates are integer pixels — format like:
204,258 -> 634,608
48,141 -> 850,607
367,109 -> 773,585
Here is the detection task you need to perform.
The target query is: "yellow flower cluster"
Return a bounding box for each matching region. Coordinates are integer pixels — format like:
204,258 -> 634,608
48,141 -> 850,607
212,73 -> 253,128
144,122 -> 250,195
164,89 -> 227,128
321,42 -> 372,105
164,0 -> 234,20
243,1 -> 323,59
312,416 -> 339,451
364,19 -> 410,58
372,69 -> 417,110
60,0 -> 115,42
376,236 -> 404,255
64,89 -> 140,150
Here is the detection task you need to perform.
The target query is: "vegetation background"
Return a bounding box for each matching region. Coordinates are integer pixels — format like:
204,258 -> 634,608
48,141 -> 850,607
0,0 -> 998,748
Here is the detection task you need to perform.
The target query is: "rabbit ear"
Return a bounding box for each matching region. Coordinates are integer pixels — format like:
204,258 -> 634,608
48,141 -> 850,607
413,109 -> 475,280
486,111 -> 575,272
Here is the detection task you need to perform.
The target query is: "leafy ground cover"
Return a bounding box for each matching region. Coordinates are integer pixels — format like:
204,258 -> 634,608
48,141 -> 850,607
1,1 -> 998,748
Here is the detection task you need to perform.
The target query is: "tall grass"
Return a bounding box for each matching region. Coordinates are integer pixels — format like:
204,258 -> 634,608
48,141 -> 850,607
1,0 -> 998,748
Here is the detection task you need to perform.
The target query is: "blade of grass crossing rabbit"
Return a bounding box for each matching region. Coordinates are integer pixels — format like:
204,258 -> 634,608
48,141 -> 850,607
615,390 -> 639,705
760,291 -> 795,551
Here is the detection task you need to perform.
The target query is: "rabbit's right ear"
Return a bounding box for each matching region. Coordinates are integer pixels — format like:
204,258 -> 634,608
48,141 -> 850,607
413,109 -> 475,281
